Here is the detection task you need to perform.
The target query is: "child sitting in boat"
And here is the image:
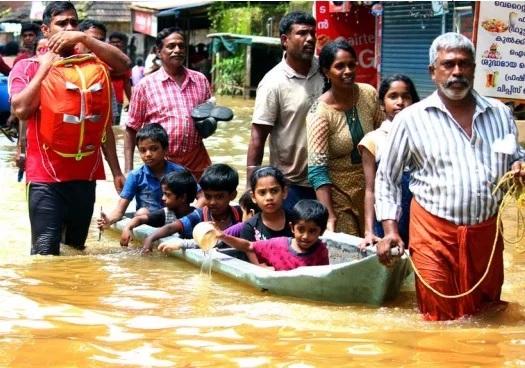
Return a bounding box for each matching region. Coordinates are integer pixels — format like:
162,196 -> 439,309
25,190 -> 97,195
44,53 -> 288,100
216,199 -> 330,271
222,190 -> 260,237
116,169 -> 198,247
98,123 -> 199,228
141,163 -> 243,254
239,166 -> 292,241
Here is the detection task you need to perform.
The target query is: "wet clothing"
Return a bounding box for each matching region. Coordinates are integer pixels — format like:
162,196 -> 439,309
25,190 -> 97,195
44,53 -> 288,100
240,212 -> 292,241
306,84 -> 382,236
28,181 -> 96,255
374,90 -> 521,320
409,199 -> 504,321
252,237 -> 329,271
127,66 -> 211,179
10,56 -> 112,255
252,56 -> 324,187
119,160 -> 192,212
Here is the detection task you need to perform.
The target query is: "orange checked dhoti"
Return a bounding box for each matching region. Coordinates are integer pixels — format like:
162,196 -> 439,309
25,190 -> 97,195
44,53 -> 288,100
409,200 -> 504,321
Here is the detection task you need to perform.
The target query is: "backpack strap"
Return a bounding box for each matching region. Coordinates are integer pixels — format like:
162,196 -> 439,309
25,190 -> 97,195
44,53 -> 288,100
202,205 -> 242,223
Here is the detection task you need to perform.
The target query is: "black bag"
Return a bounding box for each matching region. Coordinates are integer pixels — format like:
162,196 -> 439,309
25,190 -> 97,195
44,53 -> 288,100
191,101 -> 234,138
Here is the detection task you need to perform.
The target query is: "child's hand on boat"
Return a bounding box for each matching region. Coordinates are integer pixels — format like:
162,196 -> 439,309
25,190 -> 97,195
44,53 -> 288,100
120,227 -> 133,247
140,243 -> 153,255
158,239 -> 184,253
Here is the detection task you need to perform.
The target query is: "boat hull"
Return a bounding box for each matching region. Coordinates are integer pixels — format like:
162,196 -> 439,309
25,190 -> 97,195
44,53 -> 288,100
112,219 -> 412,305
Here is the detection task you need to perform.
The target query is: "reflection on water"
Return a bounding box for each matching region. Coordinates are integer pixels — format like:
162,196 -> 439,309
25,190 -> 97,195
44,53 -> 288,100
1,96 -> 525,367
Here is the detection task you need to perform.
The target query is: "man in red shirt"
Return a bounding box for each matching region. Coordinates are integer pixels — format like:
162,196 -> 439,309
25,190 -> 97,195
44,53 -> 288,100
125,27 -> 212,180
9,1 -> 131,255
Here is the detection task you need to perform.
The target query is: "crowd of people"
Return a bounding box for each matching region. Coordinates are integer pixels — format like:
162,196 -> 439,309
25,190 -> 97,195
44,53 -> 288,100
6,2 -> 525,322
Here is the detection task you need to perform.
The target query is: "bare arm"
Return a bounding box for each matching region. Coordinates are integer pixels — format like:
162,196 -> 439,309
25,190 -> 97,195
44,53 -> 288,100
15,119 -> 27,170
119,213 -> 150,247
124,127 -> 137,173
315,185 -> 337,232
98,197 -> 131,229
48,31 -> 131,75
217,232 -> 252,252
360,147 -> 381,247
11,53 -> 60,120
101,125 -> 125,193
142,220 -> 184,254
246,123 -> 272,186
126,213 -> 150,230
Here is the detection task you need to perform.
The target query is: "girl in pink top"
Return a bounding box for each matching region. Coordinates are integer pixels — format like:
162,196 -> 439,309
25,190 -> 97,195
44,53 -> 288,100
217,199 -> 329,271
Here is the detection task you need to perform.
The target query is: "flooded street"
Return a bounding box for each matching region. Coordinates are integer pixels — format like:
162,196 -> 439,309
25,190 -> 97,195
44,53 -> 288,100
1,96 -> 525,367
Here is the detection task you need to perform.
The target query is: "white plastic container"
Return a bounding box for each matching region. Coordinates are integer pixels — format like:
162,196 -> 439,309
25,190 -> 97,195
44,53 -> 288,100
192,222 -> 218,251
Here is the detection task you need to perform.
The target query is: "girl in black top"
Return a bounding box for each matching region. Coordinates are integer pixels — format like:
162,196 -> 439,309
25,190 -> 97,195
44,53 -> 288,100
240,166 -> 292,241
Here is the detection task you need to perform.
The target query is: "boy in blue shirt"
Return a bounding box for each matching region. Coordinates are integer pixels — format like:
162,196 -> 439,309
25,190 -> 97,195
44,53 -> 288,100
142,163 -> 242,254
99,123 -> 197,228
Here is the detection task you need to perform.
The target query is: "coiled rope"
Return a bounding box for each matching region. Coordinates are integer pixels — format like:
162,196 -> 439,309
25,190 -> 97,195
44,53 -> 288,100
406,170 -> 525,299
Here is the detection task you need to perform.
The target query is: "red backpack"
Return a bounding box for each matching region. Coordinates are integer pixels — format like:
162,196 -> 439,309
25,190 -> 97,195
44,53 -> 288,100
39,54 -> 112,160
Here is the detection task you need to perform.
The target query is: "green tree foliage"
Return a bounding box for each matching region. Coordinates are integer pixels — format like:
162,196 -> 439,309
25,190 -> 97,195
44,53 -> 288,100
208,2 -> 311,95
211,53 -> 246,96
209,2 -> 290,36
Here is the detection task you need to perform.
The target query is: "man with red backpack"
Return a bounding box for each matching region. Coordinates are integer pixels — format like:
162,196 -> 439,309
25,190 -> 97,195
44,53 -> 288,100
9,1 -> 131,255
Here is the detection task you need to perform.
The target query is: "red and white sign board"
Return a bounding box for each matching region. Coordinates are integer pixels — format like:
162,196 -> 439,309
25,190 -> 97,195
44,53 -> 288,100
133,10 -> 158,38
473,1 -> 525,101
314,1 -> 377,87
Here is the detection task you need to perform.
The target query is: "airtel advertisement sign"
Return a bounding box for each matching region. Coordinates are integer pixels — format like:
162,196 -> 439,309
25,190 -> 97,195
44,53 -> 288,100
314,1 -> 377,86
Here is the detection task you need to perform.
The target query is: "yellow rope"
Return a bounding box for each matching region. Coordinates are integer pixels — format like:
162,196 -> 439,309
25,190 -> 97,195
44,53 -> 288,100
406,171 -> 525,299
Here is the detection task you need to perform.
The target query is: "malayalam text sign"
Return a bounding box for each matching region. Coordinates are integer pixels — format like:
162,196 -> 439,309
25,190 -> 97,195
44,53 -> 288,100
474,1 -> 525,100
314,2 -> 377,87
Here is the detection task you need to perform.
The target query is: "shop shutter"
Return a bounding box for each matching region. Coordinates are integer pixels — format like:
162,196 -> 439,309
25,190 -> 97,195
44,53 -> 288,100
381,2 -> 453,98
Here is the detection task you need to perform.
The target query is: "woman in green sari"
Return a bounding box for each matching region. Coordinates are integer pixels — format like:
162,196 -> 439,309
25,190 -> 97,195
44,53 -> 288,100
306,39 -> 382,236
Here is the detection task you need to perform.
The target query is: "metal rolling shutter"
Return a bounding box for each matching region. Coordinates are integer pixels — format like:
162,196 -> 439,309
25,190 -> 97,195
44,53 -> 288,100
381,2 -> 453,98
